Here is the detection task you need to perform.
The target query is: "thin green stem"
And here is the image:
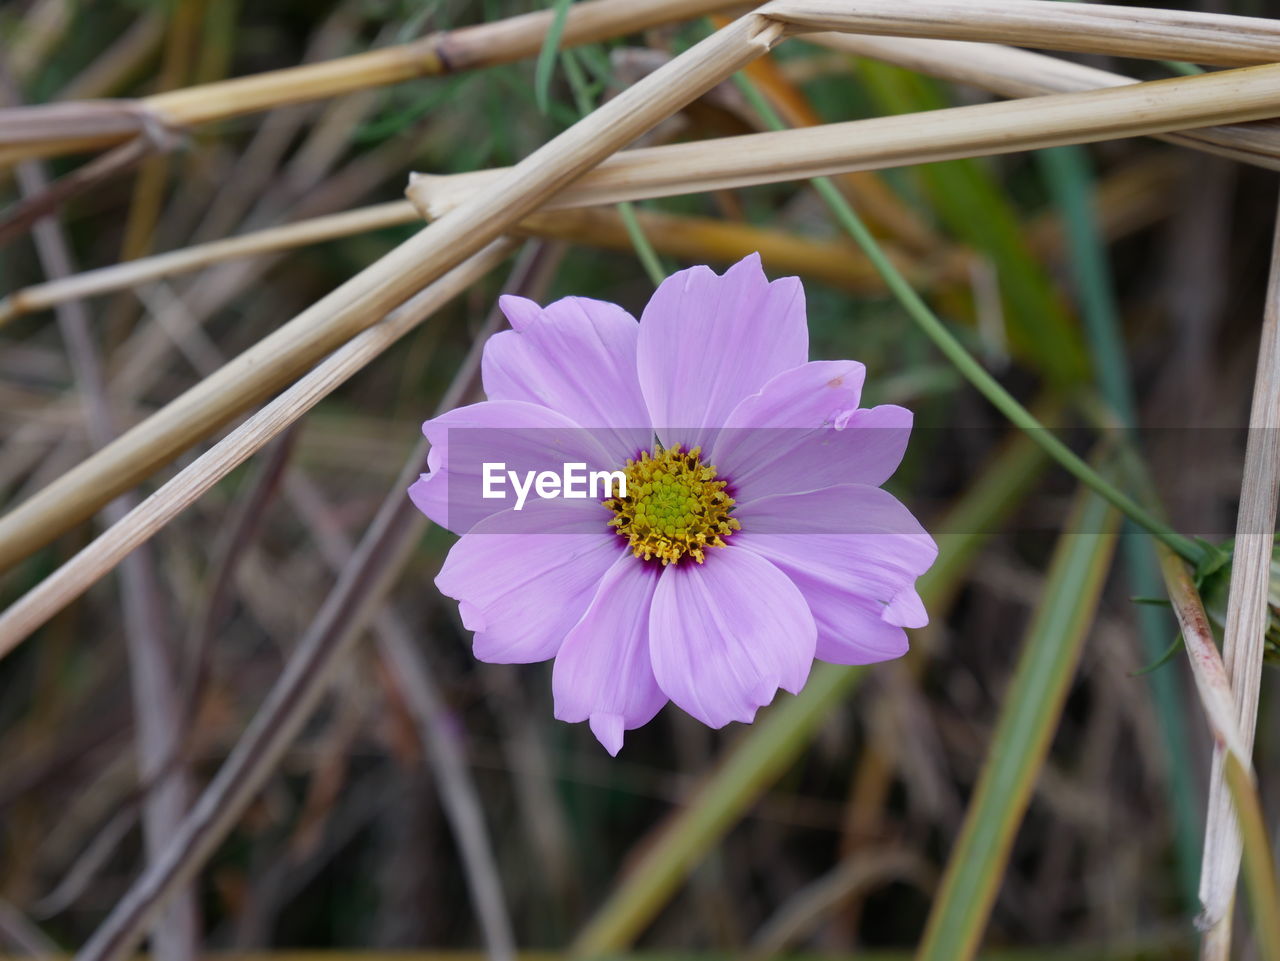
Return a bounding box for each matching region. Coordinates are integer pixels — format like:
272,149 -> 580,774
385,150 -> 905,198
616,201 -> 668,287
731,71 -> 1206,567
560,45 -> 597,117
534,0 -> 575,114
562,47 -> 668,286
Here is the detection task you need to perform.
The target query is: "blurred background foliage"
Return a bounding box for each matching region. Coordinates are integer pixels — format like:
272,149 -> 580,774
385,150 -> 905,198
1,0 -> 1278,958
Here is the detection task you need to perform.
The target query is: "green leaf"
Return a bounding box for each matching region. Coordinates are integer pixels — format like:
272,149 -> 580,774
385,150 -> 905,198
1128,632 -> 1184,677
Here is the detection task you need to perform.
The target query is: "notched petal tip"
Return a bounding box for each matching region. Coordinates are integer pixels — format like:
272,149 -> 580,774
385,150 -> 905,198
778,659 -> 814,697
457,600 -> 486,632
751,678 -> 779,711
589,713 -> 626,756
723,250 -> 801,299
661,262 -> 716,297
497,294 -> 541,332
884,586 -> 929,629
407,473 -> 449,531
728,250 -> 763,273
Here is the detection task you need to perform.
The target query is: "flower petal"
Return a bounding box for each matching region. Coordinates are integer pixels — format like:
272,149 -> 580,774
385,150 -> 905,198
552,555 -> 666,755
408,399 -> 613,534
483,295 -> 651,462
734,485 -> 937,665
723,402 -> 914,505
589,715 -> 627,756
637,253 -> 807,451
649,549 -> 816,728
719,360 -> 865,430
435,497 -> 622,664
707,359 -> 865,494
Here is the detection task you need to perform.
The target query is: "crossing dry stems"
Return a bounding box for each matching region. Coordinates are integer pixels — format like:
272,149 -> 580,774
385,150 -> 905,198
770,0 -> 1280,65
2,0 -> 1279,686
0,11 -> 783,580
5,0 -> 1280,167
0,149 -> 1174,325
805,33 -> 1280,170
1195,205 -> 1280,956
3,2 -> 1280,582
0,0 -> 745,166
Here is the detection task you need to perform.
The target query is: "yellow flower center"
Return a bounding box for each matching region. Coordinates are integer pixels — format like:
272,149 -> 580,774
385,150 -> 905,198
605,444 -> 739,565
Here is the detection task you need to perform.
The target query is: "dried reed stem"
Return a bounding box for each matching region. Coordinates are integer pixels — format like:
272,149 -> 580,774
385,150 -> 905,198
0,898 -> 56,957
8,0 -> 72,83
0,10 -> 784,580
766,0 -> 1280,66
1196,203 -> 1280,950
6,0 -> 1279,168
712,17 -> 941,254
410,63 -> 1280,216
0,0 -> 743,165
0,202 -> 916,324
9,97 -> 199,961
1155,543 -> 1251,770
0,202 -> 417,323
1,150 -> 1174,326
0,132 -> 177,250
805,33 -> 1280,171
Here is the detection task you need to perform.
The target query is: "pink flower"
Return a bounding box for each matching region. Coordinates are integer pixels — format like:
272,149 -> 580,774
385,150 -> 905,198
409,254 -> 937,755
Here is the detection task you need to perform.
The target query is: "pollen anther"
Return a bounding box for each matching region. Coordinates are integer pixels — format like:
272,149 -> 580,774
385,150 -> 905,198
604,444 -> 739,565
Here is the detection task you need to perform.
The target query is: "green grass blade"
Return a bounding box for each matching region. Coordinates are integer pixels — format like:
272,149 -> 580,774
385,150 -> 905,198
615,200 -> 668,287
1038,143 -> 1202,909
534,0 -> 574,115
917,487 -> 1120,961
1036,147 -> 1132,421
570,429 -> 1049,957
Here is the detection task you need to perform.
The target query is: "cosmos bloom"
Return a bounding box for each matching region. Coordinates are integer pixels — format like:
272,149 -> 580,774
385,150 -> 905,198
409,253 -> 937,755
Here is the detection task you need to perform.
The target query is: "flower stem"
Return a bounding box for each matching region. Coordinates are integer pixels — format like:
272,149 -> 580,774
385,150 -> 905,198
731,71 -> 1206,566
